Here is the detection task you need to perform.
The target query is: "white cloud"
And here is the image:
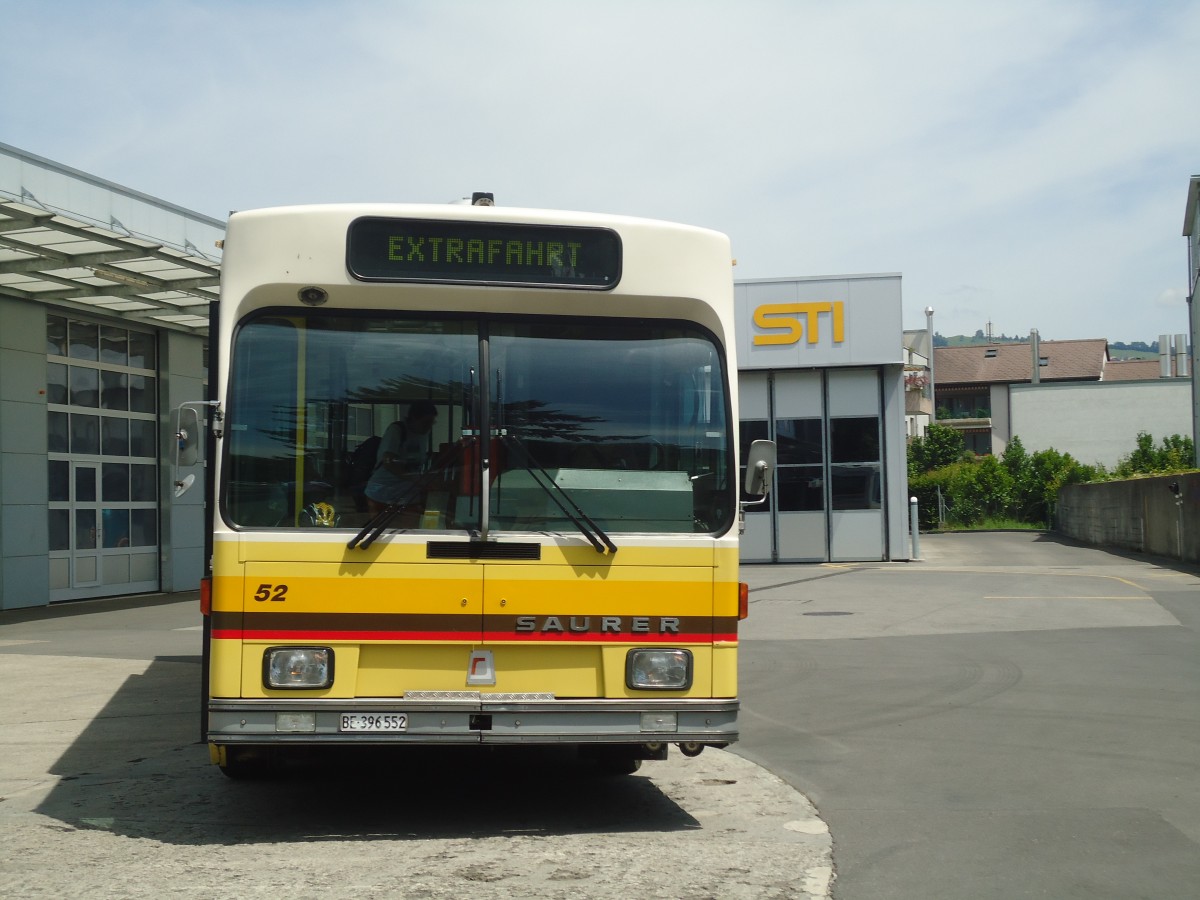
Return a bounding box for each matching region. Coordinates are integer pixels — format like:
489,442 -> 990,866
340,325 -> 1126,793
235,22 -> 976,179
3,0 -> 1197,342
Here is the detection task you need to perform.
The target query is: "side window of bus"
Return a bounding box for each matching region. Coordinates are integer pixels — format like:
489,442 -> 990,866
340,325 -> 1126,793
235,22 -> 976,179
227,318 -> 302,526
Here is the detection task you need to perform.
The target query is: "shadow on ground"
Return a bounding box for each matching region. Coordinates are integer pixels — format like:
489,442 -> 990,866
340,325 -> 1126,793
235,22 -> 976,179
35,657 -> 699,844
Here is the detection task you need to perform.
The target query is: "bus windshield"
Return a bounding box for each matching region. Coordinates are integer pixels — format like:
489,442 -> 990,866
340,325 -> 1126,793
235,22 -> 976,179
223,311 -> 732,536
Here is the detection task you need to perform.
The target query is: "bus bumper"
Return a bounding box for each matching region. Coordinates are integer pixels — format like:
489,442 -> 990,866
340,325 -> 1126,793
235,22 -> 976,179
207,695 -> 738,746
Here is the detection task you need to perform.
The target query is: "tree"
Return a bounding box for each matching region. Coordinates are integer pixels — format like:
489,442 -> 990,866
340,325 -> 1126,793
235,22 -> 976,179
909,423 -> 965,475
1114,432 -> 1196,476
1018,447 -> 1098,525
945,455 -> 1013,526
1002,436 -> 1037,520
1123,432 -> 1157,474
1001,435 -> 1028,480
1161,434 -> 1196,470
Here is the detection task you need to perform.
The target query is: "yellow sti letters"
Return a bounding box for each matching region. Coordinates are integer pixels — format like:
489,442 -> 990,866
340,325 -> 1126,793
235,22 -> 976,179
753,301 -> 845,346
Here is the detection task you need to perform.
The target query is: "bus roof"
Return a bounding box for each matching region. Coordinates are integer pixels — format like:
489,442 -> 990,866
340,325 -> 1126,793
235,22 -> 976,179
218,203 -> 736,339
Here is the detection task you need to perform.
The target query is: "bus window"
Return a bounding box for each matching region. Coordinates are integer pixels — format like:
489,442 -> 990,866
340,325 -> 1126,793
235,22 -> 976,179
223,313 -> 732,534
489,320 -> 730,534
224,314 -> 476,530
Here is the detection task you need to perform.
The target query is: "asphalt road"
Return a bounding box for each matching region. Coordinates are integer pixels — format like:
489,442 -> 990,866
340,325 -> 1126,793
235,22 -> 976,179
738,531 -> 1200,900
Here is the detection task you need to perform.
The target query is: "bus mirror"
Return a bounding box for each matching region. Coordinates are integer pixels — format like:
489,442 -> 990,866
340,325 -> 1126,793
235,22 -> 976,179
174,473 -> 196,499
172,401 -> 221,498
176,406 -> 203,467
743,439 -> 777,497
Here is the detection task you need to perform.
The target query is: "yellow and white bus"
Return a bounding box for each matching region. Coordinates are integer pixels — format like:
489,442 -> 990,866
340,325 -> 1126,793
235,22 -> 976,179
187,196 -> 774,776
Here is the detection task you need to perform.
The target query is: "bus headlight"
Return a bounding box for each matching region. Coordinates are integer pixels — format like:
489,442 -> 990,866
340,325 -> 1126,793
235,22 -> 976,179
264,647 -> 334,689
626,649 -> 692,690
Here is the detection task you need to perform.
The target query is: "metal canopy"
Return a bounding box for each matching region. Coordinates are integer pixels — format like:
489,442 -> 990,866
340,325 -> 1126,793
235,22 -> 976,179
0,197 -> 220,334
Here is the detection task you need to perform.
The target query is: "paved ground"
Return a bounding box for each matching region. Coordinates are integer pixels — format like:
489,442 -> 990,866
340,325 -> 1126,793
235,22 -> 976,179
737,531 -> 1200,900
6,531 -> 1194,898
0,594 -> 832,899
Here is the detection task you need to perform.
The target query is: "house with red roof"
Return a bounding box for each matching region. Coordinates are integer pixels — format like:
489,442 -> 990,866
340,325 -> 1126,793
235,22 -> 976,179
932,335 -> 1191,465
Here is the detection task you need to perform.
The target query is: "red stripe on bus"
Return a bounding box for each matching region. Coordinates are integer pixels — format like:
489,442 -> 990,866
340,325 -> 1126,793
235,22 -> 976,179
212,630 -> 474,642
211,630 -> 735,643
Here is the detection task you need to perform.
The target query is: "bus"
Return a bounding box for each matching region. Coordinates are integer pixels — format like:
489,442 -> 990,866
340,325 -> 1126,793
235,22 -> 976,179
181,195 -> 775,776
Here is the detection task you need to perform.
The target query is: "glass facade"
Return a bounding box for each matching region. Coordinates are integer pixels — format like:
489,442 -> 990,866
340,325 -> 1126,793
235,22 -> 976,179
740,368 -> 885,562
47,313 -> 158,596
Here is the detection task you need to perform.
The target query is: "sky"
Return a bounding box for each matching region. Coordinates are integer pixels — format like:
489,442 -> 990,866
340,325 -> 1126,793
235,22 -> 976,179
2,0 -> 1198,343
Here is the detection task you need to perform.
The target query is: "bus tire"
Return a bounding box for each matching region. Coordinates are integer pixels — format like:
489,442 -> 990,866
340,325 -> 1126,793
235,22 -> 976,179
594,755 -> 642,776
218,747 -> 270,779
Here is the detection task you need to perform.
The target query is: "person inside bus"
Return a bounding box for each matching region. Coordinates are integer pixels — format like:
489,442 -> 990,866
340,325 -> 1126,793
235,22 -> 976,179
364,400 -> 438,515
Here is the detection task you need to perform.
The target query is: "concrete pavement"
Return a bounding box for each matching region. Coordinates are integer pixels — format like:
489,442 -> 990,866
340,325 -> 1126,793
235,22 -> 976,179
0,592 -> 833,899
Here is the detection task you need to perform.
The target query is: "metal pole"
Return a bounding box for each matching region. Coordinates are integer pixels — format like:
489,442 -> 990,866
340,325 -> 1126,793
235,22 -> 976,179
1189,293 -> 1199,467
925,307 -> 935,426
910,496 -> 921,560
1179,498 -> 1185,561
1183,177 -> 1198,466
1172,483 -> 1185,561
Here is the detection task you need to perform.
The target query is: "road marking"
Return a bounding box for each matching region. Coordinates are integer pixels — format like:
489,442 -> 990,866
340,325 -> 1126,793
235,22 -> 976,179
0,639 -> 50,647
985,595 -> 1148,601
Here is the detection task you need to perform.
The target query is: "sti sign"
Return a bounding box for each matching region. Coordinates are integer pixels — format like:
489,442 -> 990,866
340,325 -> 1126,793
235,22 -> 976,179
734,274 -> 903,369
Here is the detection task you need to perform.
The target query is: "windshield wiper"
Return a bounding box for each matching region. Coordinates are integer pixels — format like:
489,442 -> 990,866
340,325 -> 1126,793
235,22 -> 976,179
348,440 -> 469,551
346,480 -> 425,550
501,433 -> 617,555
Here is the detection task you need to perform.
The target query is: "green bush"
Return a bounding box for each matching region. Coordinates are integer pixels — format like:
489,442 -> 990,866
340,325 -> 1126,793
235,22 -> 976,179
907,427 -> 1197,530
908,431 -> 1102,529
908,423 -> 966,476
945,463 -> 985,526
1019,447 -> 1098,524
1114,432 -> 1196,477
934,456 -> 1013,527
908,467 -> 953,530
907,457 -> 1013,528
967,454 -> 1014,522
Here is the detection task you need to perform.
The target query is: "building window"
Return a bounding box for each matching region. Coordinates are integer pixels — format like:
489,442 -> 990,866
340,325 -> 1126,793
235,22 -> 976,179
946,393 -> 990,419
963,431 -> 991,455
776,418 -> 824,512
830,416 -> 881,510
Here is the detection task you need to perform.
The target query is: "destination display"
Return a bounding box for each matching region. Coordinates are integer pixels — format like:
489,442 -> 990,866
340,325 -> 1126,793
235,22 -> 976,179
347,217 -> 621,288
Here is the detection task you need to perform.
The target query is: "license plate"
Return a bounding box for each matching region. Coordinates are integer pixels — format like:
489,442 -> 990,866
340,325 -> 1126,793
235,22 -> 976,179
339,713 -> 408,732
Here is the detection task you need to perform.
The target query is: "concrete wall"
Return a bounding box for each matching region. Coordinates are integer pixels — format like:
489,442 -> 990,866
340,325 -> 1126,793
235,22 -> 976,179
0,297 -> 50,610
989,383 -> 1011,454
1011,379 -> 1192,468
1056,472 -> 1200,565
883,363 -> 912,560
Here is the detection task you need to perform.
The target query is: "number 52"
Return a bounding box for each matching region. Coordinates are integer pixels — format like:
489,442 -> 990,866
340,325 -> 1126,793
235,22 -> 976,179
253,583 -> 289,602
